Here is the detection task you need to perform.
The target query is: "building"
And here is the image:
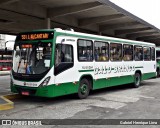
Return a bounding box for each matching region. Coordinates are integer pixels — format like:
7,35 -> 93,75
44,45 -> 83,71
0,34 -> 6,50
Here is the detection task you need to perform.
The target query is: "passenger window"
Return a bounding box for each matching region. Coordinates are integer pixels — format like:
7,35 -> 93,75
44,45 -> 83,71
78,39 -> 93,61
54,44 -> 73,75
123,44 -> 133,61
94,41 -> 109,61
143,47 -> 151,61
151,47 -> 155,61
110,43 -> 122,61
134,46 -> 143,61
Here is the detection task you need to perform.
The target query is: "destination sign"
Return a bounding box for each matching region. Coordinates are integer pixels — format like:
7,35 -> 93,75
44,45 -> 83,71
22,44 -> 32,48
16,32 -> 54,41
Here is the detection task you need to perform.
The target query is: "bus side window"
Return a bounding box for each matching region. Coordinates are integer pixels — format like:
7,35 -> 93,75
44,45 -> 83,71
94,41 -> 109,61
151,47 -> 155,61
110,43 -> 122,61
143,47 -> 151,61
123,44 -> 133,61
134,46 -> 143,61
77,39 -> 93,61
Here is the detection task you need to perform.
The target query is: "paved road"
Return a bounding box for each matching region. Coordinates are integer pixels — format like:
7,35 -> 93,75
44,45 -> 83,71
0,75 -> 11,95
0,75 -> 160,128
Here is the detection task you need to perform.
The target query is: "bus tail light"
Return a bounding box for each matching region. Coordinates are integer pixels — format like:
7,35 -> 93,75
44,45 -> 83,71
39,76 -> 51,87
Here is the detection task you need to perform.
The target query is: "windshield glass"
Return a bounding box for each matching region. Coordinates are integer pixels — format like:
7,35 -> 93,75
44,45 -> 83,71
13,42 -> 52,74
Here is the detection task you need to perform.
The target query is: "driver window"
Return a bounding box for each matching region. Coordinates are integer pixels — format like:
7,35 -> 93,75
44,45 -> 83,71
54,44 -> 74,75
55,44 -> 73,66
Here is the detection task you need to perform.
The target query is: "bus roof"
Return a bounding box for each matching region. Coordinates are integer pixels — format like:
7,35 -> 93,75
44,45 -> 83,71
54,28 -> 155,47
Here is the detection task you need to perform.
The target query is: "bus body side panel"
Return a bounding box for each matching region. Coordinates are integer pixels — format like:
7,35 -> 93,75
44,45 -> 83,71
106,61 -> 134,87
142,60 -> 156,80
93,61 -> 107,89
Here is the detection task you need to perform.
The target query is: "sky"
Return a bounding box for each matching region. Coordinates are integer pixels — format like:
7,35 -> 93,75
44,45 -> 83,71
5,0 -> 160,48
110,0 -> 160,29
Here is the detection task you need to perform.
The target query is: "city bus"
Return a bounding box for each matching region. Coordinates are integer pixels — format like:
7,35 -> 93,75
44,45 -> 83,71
156,47 -> 160,76
0,50 -> 12,71
10,28 -> 156,98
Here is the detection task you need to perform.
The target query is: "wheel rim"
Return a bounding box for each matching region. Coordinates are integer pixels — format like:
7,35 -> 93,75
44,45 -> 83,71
135,75 -> 140,86
80,84 -> 87,94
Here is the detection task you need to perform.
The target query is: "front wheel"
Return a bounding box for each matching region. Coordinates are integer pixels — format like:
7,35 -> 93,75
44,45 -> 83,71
78,79 -> 90,99
133,73 -> 141,88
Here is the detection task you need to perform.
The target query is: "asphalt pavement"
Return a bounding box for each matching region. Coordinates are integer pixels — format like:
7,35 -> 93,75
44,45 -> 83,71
0,75 -> 160,128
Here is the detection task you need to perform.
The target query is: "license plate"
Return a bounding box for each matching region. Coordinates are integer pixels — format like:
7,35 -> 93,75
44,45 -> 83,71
2,68 -> 7,70
22,91 -> 29,95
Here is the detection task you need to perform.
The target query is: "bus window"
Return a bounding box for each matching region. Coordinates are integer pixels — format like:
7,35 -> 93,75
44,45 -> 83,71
13,42 -> 52,74
123,44 -> 133,61
94,41 -> 109,61
77,39 -> 93,61
55,44 -> 73,66
143,47 -> 151,61
134,46 -> 143,61
151,47 -> 155,61
54,44 -> 73,75
110,43 -> 122,61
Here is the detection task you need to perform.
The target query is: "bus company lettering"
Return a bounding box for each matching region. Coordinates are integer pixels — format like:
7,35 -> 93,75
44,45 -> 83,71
95,65 -> 135,75
21,33 -> 49,40
82,66 -> 94,70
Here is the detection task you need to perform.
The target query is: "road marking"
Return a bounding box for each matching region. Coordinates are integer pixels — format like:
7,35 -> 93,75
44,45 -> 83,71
0,96 -> 14,110
138,95 -> 155,99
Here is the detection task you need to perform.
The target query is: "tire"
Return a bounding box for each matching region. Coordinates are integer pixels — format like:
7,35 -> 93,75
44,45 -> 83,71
157,69 -> 160,78
133,73 -> 141,88
78,78 -> 90,99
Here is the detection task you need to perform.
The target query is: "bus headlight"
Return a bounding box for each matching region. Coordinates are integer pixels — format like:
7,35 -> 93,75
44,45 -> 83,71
39,76 -> 51,87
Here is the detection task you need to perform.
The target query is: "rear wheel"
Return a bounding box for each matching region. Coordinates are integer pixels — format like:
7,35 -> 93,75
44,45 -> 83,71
133,73 -> 141,88
78,79 -> 90,99
157,68 -> 160,77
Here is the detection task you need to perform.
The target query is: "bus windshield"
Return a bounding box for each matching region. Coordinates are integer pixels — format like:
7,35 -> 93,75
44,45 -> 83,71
12,42 -> 52,74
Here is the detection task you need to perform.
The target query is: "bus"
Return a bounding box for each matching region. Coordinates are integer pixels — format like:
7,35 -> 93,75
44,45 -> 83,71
0,50 -> 12,71
156,47 -> 160,76
0,60 -> 12,71
10,28 -> 156,98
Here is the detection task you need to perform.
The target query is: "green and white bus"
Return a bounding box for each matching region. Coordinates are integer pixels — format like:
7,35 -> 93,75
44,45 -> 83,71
156,47 -> 160,76
11,28 -> 156,98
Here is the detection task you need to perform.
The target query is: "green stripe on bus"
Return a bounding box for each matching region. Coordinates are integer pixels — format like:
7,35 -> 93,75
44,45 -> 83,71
78,70 -> 94,72
135,66 -> 143,68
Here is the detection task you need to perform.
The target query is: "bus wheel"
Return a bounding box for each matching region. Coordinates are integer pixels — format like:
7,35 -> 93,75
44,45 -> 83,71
78,79 -> 90,99
157,69 -> 160,77
133,73 -> 141,88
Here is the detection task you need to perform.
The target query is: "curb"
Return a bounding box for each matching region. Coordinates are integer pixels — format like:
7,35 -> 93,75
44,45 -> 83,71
4,94 -> 24,100
0,94 -> 23,111
0,96 -> 14,110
